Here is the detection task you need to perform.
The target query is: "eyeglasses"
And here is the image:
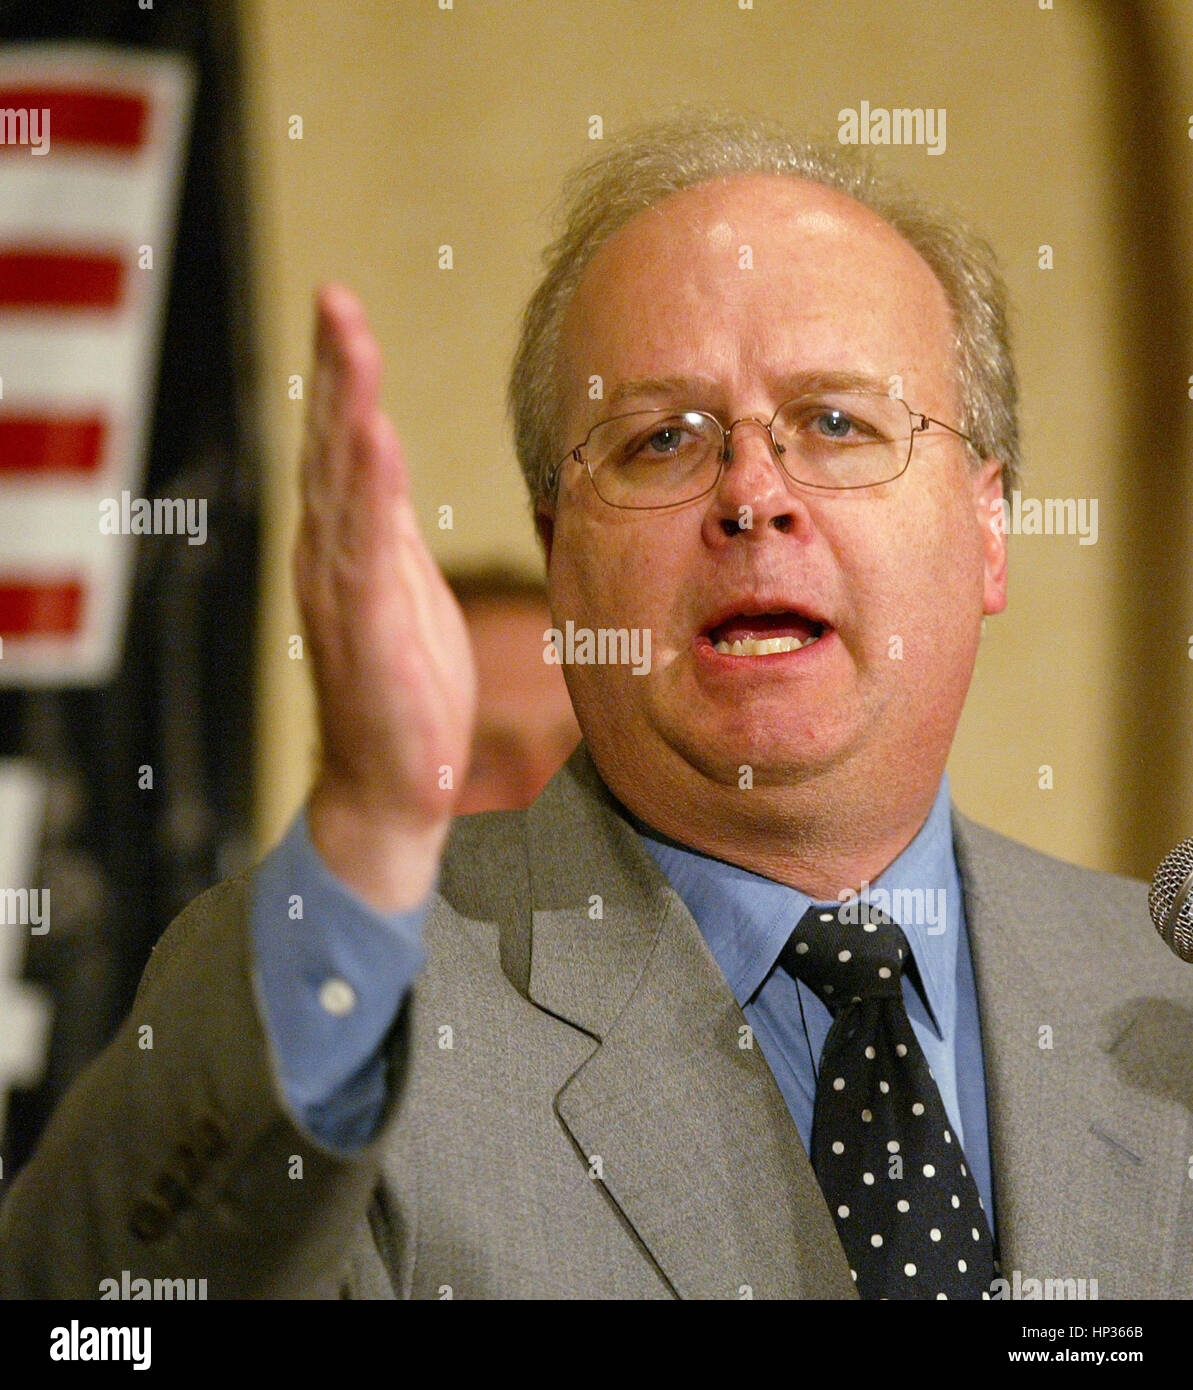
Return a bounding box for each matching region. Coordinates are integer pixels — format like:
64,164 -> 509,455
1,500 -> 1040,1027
553,389 -> 973,510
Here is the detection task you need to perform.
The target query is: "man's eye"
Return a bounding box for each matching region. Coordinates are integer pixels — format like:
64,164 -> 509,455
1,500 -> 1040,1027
795,403 -> 887,445
815,408 -> 858,439
623,421 -> 699,460
645,426 -> 685,453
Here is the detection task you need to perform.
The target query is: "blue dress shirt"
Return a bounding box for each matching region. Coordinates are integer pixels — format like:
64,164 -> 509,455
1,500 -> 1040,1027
251,810 -> 428,1149
633,773 -> 994,1223
250,776 -> 994,1228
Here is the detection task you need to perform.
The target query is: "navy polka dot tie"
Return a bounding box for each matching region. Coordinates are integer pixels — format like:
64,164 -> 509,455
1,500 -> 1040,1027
779,902 -> 996,1300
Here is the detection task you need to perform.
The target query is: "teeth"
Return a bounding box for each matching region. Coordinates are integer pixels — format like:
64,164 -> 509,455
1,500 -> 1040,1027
713,633 -> 821,656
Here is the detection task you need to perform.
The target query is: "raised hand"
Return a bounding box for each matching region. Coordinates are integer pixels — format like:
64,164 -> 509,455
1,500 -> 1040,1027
296,285 -> 477,911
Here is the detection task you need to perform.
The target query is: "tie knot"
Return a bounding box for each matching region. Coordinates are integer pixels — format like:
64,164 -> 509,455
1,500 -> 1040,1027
779,902 -> 908,1011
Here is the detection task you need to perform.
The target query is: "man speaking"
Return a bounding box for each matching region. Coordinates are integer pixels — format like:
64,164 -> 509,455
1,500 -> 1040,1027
2,112 -> 1190,1300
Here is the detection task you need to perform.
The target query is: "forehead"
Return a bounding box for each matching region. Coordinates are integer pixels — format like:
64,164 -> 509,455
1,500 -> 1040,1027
558,173 -> 957,407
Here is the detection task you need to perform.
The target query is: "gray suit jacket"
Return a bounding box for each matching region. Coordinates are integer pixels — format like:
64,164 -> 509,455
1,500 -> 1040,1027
2,745 -> 1192,1298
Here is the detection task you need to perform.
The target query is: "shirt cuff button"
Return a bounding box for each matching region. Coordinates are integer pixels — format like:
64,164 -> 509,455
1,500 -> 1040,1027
318,977 -> 357,1017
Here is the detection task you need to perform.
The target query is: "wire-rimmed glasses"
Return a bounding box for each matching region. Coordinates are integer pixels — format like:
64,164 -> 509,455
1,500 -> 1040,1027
553,389 -> 973,510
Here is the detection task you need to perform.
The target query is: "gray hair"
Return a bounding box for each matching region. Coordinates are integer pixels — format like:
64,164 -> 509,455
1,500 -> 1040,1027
508,110 -> 1019,508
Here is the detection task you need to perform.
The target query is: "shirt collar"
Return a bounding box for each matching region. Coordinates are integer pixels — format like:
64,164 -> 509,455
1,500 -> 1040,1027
632,776 -> 960,1037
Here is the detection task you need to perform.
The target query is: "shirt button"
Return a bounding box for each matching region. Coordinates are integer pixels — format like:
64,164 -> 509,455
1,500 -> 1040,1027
318,977 -> 357,1017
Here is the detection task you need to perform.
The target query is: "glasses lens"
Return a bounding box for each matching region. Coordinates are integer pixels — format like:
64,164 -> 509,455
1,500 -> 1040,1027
585,410 -> 721,507
771,391 -> 912,488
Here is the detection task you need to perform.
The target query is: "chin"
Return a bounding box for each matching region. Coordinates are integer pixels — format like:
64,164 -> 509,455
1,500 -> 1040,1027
696,686 -> 847,744
660,712 -> 852,789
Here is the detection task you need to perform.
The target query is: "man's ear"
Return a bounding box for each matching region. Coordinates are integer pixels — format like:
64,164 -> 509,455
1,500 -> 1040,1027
974,457 -> 1007,617
535,498 -> 555,566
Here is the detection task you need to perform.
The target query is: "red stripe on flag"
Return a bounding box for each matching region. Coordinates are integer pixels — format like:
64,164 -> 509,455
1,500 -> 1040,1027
0,87 -> 148,153
0,579 -> 84,636
0,415 -> 106,474
0,249 -> 124,309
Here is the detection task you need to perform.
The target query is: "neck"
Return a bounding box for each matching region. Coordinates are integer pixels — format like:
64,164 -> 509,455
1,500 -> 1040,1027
591,741 -> 944,901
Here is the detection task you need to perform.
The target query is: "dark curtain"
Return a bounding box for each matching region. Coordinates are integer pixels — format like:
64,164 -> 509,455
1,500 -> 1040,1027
1095,1 -> 1193,880
0,0 -> 260,1174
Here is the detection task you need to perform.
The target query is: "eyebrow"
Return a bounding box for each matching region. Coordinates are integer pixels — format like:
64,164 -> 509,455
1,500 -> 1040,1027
603,368 -> 894,413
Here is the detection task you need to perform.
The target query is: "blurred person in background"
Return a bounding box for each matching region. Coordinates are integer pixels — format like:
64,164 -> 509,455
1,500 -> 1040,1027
446,565 -> 579,813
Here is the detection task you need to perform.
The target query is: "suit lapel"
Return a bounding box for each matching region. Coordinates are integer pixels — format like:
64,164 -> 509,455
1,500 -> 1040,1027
525,747 -> 857,1299
953,813 -> 1189,1297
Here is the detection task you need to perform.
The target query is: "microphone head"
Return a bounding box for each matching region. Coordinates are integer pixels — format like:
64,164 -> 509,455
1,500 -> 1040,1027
1149,839 -> 1193,962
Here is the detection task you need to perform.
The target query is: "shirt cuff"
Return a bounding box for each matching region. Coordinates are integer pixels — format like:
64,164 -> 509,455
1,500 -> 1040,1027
250,808 -> 430,1150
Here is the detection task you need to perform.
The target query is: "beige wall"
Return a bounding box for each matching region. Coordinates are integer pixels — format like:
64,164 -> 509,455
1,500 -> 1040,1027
241,0 -> 1193,880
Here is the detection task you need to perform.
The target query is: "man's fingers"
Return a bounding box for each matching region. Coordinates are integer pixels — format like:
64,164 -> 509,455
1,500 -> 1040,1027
353,408 -> 411,563
297,407 -> 417,632
311,293 -> 383,485
302,284 -> 386,509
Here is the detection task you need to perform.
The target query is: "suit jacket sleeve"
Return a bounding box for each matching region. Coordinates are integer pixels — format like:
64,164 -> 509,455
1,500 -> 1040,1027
0,873 -> 412,1299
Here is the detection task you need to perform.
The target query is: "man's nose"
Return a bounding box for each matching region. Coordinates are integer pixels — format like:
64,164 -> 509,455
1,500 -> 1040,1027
706,417 -> 808,536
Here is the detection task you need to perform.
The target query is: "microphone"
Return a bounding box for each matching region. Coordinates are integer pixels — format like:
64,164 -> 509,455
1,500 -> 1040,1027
1149,841 -> 1193,962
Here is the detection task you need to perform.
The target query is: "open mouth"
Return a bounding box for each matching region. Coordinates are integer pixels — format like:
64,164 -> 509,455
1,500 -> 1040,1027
706,611 -> 827,657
